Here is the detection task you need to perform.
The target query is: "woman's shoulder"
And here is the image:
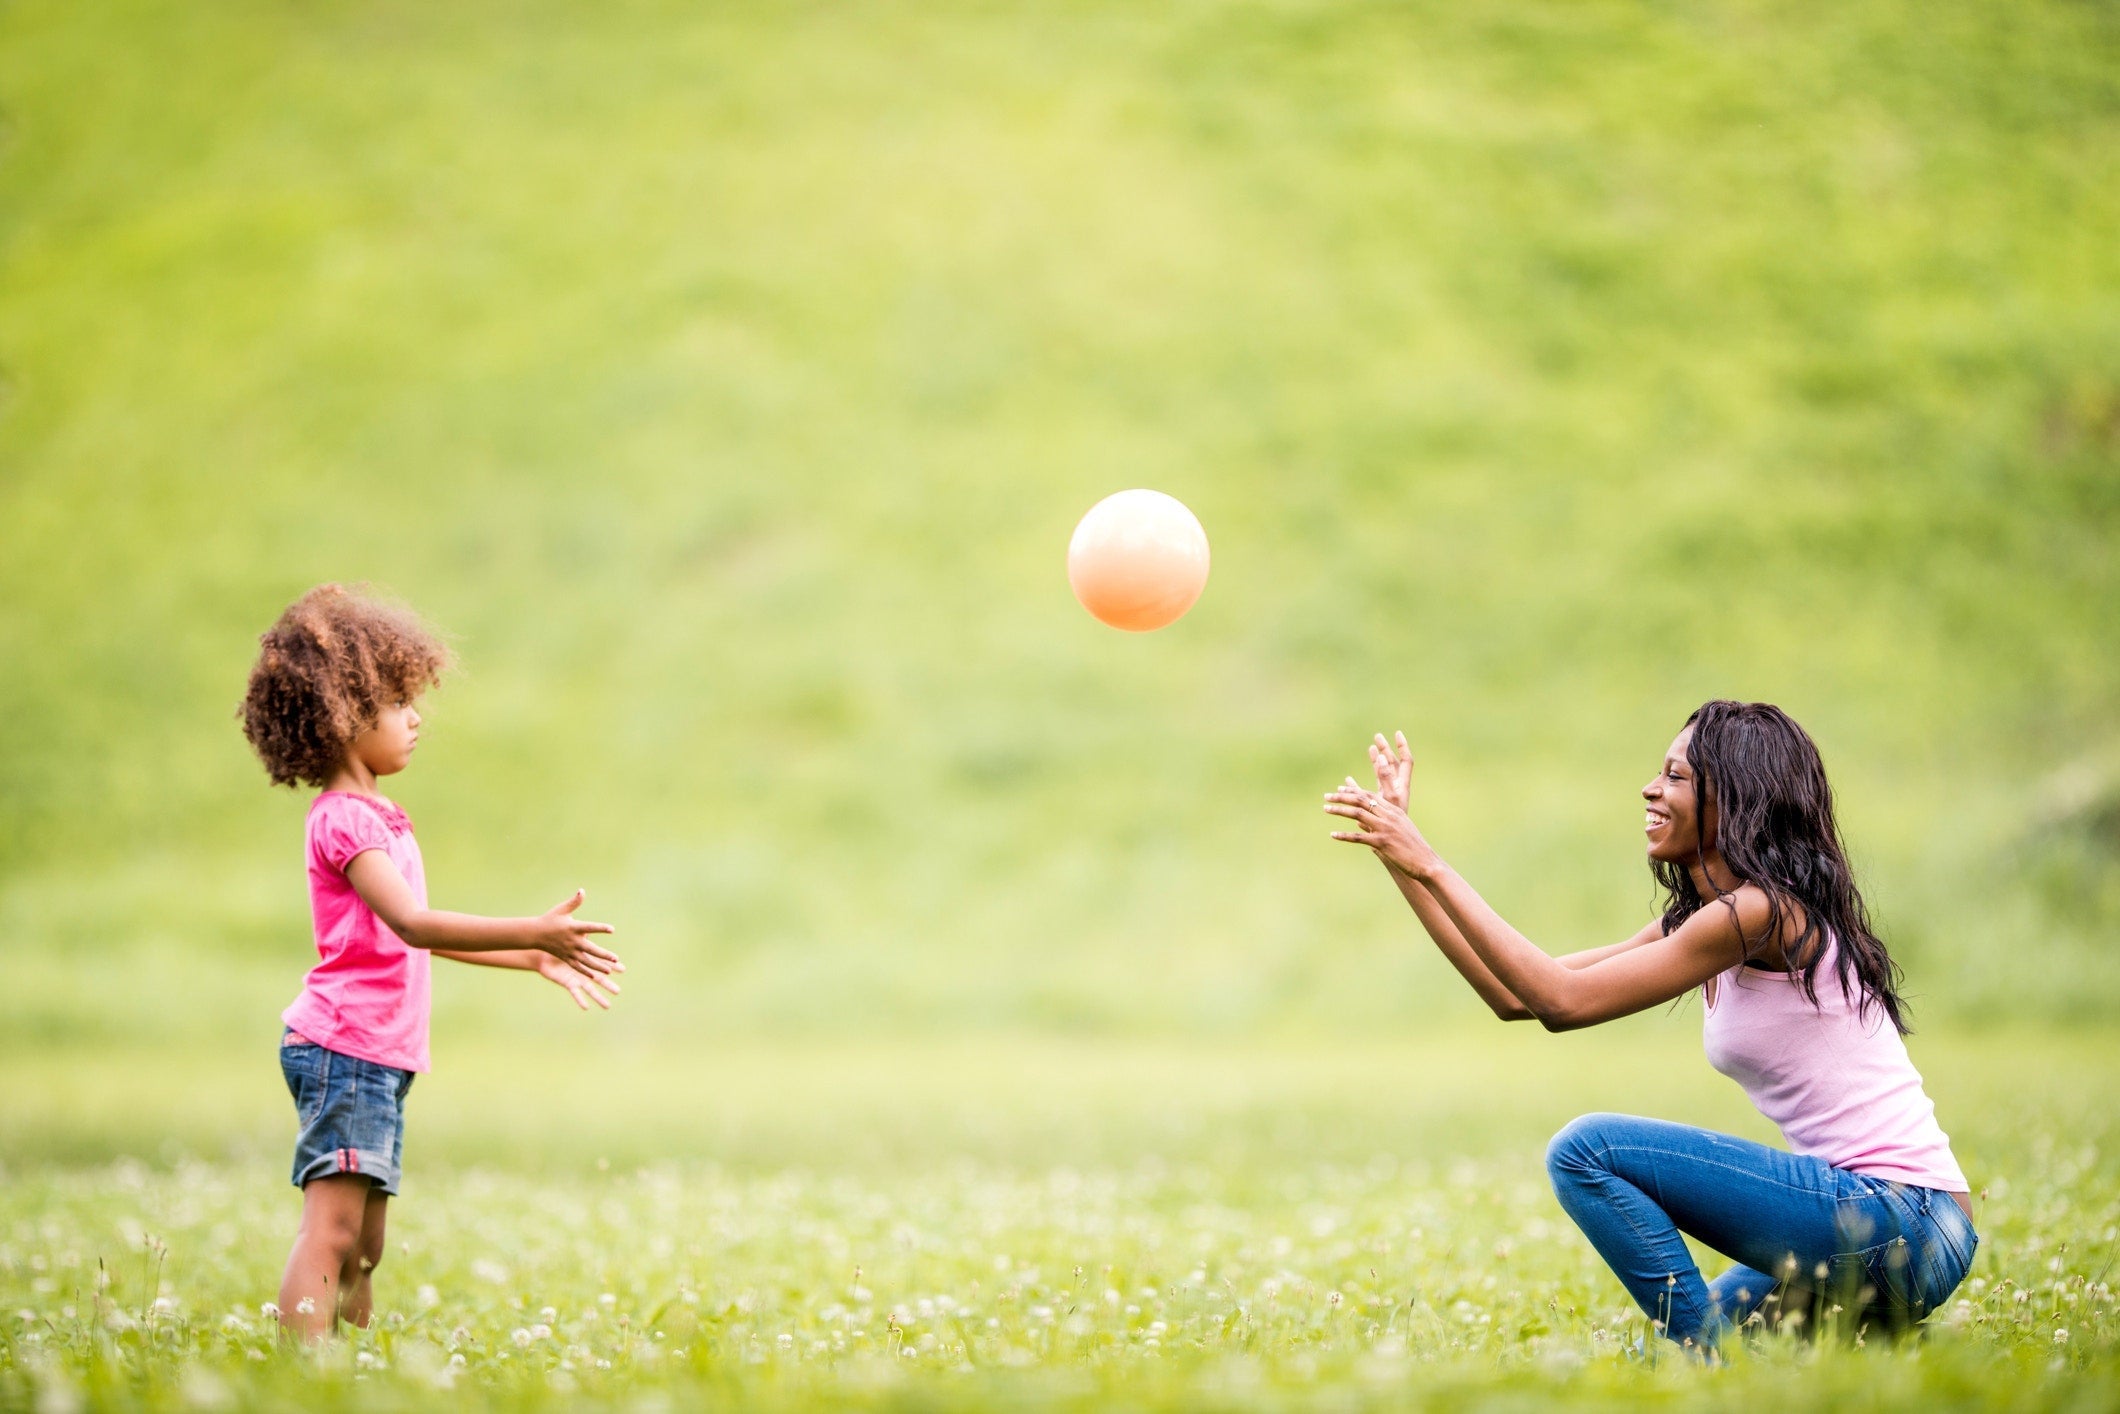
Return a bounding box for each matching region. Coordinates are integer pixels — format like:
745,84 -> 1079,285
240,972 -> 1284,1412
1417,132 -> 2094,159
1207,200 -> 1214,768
1670,884 -> 1795,965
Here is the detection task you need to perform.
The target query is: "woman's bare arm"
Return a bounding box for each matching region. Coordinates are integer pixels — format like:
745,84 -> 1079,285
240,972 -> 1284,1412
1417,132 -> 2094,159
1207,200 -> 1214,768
1350,735 -> 1664,1020
1418,863 -> 1754,1030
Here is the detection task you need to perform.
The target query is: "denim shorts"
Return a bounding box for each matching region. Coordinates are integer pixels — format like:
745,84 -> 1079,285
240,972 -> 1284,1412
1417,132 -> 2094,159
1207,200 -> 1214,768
280,1030 -> 414,1196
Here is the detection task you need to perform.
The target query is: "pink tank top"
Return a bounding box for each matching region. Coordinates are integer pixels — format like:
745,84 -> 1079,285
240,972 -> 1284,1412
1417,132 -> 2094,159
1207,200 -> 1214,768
1703,943 -> 1966,1192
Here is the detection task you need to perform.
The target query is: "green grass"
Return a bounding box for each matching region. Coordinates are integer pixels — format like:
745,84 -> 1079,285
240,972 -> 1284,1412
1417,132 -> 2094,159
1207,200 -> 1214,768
5,1028 -> 2118,1410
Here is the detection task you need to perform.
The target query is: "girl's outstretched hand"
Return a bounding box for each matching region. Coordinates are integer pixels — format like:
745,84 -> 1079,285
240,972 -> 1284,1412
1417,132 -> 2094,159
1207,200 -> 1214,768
1326,732 -> 1443,879
536,950 -> 623,1010
533,888 -> 623,981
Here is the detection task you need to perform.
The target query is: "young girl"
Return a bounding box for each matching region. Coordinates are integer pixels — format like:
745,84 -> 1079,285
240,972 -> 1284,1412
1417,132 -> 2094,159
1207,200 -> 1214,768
1324,702 -> 1975,1352
240,584 -> 626,1343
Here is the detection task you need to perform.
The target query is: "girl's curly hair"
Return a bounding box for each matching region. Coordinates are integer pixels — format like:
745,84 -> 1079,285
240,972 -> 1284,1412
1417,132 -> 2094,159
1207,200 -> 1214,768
240,584 -> 452,788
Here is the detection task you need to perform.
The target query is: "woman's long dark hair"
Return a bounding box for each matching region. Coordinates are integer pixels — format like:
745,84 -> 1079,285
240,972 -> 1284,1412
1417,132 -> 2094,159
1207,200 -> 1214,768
1654,700 -> 1909,1033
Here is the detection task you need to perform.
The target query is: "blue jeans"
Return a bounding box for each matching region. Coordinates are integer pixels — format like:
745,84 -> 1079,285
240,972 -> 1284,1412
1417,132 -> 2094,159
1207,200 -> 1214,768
1546,1113 -> 1978,1348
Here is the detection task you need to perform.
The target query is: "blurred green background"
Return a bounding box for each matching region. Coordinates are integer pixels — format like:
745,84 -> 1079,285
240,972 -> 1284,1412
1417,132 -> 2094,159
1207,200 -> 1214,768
2,0 -> 2117,1065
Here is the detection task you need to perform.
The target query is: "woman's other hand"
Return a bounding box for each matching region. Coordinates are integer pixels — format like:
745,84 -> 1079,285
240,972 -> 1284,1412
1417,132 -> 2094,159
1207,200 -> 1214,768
1326,733 -> 1443,879
1370,730 -> 1413,811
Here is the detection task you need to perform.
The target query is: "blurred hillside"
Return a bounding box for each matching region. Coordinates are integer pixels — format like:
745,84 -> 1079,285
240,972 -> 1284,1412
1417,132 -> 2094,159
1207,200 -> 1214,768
1,0 -> 2116,1045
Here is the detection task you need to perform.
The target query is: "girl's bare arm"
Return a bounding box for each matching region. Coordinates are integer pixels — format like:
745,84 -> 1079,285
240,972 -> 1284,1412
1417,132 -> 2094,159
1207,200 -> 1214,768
343,852 -> 620,980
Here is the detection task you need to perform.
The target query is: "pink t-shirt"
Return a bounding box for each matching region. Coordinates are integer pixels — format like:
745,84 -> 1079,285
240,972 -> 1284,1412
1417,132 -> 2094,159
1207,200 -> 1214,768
1703,944 -> 1965,1192
282,791 -> 432,1073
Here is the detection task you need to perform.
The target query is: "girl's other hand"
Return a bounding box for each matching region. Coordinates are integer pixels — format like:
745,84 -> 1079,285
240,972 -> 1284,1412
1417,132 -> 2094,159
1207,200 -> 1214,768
534,888 -> 623,979
536,951 -> 623,1010
1370,730 -> 1413,811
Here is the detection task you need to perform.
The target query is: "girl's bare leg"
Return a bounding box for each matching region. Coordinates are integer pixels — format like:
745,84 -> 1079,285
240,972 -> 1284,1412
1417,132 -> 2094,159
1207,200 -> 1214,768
277,1174 -> 372,1342
337,1187 -> 390,1328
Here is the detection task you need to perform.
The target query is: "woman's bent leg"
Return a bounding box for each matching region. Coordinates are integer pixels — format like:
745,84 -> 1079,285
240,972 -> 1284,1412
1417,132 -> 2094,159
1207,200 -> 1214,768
1707,1264 -> 1783,1331
1545,1113 -> 1864,1348
1545,1114 -> 1723,1346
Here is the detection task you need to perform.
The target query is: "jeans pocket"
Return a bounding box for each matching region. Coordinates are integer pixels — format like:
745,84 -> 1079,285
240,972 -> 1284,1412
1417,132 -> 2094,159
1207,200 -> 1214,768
1857,1237 -> 1922,1318
281,1043 -> 331,1125
1860,1216 -> 1969,1322
1911,1201 -> 1977,1311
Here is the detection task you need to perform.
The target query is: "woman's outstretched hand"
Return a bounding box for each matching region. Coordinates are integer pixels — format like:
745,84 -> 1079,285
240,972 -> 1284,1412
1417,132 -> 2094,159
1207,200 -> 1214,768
1326,732 -> 1443,880
1370,731 -> 1413,811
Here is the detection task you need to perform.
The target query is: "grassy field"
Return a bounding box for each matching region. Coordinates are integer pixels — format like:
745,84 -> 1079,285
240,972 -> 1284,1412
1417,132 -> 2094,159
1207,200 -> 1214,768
5,1027 -> 2119,1410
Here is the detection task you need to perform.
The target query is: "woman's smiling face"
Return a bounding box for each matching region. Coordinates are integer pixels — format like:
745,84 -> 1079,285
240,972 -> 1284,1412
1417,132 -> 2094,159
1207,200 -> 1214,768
1642,726 -> 1712,863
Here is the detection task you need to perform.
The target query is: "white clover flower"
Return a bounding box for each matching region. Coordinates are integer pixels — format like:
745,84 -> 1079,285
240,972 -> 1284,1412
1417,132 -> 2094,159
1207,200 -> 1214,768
260,1303 -> 280,1320
2054,1328 -> 2070,1345
512,1328 -> 534,1348
179,1367 -> 231,1409
417,1285 -> 439,1309
294,1298 -> 316,1316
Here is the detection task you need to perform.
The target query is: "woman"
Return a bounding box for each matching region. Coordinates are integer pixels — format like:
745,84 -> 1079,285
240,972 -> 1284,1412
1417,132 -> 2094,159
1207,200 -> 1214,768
1323,701 -> 1976,1351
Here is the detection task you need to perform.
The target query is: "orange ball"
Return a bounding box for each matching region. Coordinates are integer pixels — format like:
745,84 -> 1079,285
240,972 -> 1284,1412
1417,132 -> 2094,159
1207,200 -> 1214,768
1067,489 -> 1211,632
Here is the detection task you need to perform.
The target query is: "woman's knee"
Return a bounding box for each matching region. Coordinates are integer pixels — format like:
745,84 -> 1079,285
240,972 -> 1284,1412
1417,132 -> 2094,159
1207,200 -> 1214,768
1545,1112 -> 1632,1183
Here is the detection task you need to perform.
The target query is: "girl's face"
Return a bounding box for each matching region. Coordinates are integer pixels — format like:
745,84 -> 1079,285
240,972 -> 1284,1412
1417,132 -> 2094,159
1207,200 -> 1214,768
1642,726 -> 1714,863
351,700 -> 422,778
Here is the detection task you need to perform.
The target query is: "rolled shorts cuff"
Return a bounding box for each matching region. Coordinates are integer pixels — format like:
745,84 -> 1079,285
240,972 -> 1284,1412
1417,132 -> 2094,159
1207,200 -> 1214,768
292,1145 -> 401,1196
